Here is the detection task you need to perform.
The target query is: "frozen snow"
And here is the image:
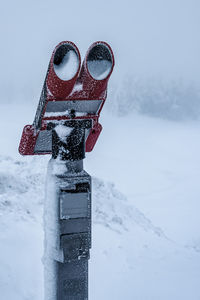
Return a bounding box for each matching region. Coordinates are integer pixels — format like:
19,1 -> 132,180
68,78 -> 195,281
87,60 -> 112,80
71,83 -> 83,94
0,102 -> 200,299
44,110 -> 88,118
1,1 -> 200,298
54,124 -> 73,142
44,159 -> 63,300
53,50 -> 79,81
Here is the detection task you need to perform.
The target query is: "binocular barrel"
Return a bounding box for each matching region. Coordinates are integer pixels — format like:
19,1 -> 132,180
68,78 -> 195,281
19,41 -> 114,156
79,41 -> 115,99
86,42 -> 114,80
47,41 -> 81,99
47,41 -> 114,99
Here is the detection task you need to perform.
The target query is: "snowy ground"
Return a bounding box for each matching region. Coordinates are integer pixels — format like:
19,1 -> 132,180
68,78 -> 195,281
1,0 -> 200,298
0,102 -> 200,299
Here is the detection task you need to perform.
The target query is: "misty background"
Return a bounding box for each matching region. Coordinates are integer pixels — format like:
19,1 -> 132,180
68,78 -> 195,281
0,1 -> 200,299
1,0 -> 200,120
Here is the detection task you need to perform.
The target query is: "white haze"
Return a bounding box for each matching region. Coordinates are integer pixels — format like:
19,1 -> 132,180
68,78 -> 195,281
1,0 -> 200,107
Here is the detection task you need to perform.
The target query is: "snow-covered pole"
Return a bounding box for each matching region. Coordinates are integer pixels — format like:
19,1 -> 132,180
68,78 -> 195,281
44,121 -> 92,299
18,41 -> 114,299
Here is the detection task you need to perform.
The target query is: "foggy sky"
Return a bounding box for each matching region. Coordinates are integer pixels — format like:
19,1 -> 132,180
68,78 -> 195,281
1,0 -> 200,101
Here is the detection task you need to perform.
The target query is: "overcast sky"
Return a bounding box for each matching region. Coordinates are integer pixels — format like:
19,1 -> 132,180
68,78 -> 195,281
1,0 -> 200,101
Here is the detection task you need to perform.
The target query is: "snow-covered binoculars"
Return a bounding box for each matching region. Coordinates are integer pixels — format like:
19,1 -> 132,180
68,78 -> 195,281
19,41 -> 114,157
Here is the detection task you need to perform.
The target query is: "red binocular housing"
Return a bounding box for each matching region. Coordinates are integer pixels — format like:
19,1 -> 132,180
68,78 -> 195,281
19,41 -> 114,155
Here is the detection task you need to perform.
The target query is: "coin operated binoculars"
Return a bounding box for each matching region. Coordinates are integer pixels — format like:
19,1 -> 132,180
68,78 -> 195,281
19,41 -> 114,300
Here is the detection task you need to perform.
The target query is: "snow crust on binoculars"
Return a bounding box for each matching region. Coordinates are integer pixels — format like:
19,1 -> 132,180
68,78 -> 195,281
18,41 -> 114,156
53,49 -> 79,81
53,42 -> 113,81
86,43 -> 113,80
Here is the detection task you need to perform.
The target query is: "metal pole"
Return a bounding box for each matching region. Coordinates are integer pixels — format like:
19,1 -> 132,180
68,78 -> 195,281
44,124 -> 91,300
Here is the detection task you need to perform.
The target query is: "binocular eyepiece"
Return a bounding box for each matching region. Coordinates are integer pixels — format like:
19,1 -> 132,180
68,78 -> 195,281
19,41 -> 114,156
47,41 -> 114,99
52,41 -> 113,81
86,42 -> 113,80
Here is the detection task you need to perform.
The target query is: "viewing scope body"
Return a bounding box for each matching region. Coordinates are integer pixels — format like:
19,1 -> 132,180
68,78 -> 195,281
19,41 -> 114,155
